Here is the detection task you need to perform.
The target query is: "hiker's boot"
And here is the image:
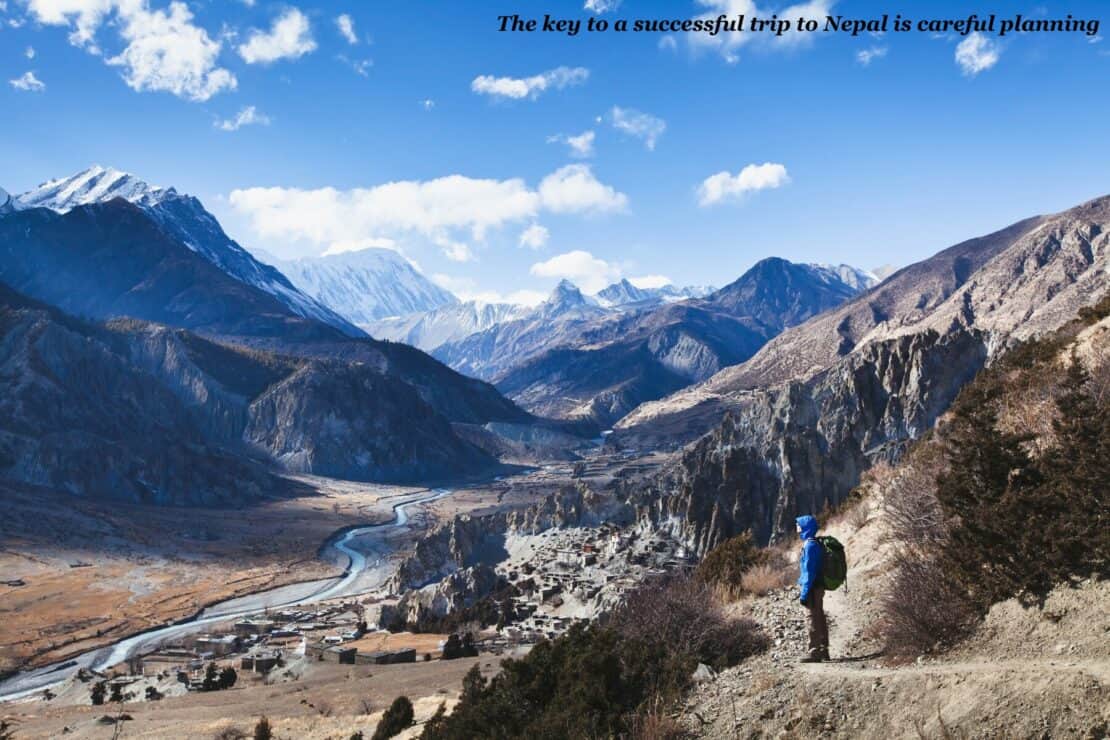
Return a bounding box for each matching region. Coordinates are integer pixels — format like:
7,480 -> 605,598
799,649 -> 824,664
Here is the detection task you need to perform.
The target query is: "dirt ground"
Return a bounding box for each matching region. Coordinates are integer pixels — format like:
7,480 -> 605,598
1,653 -> 503,739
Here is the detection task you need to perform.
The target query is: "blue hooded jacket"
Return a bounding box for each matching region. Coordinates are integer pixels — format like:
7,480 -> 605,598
797,515 -> 823,603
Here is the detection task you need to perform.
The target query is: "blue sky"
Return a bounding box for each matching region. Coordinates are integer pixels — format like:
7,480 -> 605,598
3,0 -> 1108,303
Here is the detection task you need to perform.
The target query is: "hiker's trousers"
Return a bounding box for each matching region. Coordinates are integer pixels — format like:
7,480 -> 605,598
806,586 -> 828,651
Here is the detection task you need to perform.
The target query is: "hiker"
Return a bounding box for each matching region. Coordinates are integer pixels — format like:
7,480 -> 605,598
796,514 -> 829,663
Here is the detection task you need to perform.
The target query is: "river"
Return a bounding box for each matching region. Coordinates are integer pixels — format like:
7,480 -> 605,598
0,487 -> 451,704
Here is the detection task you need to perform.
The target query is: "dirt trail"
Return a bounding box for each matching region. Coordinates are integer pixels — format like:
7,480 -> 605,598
683,502 -> 1109,738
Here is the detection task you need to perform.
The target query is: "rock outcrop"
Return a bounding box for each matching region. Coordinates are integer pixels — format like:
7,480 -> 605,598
627,328 -> 988,553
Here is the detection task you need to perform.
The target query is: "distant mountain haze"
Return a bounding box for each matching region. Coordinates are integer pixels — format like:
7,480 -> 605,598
263,247 -> 458,326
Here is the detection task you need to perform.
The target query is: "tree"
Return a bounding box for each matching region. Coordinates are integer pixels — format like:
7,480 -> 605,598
253,716 -> 273,740
90,680 -> 107,706
372,696 -> 414,740
218,666 -> 238,690
203,661 -> 219,691
109,682 -> 124,704
935,378 -> 1040,609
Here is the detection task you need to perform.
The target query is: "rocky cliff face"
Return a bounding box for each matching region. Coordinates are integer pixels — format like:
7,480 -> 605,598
387,482 -> 628,593
382,564 -> 503,626
244,361 -> 494,482
628,329 -> 989,554
0,287 -> 280,505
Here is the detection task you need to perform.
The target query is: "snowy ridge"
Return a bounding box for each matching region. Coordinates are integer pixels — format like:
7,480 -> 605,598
268,248 -> 457,326
810,263 -> 879,292
15,165 -> 174,212
12,166 -> 362,336
595,279 -> 716,308
367,300 -> 531,351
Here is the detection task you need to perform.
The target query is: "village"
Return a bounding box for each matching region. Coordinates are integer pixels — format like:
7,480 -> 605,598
68,500 -> 694,710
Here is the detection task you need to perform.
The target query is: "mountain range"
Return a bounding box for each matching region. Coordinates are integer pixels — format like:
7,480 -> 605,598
432,260 -> 873,427
0,167 -> 538,500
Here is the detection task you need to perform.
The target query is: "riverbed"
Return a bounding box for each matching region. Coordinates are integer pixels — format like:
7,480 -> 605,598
0,487 -> 451,703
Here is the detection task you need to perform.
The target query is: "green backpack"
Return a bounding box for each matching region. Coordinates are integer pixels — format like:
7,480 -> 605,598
818,536 -> 847,591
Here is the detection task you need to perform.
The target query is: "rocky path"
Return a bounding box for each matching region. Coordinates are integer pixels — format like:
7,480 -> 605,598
684,579 -> 1109,739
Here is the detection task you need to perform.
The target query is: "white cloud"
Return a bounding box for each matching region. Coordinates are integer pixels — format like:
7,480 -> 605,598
519,223 -> 549,249
530,250 -> 620,294
431,274 -> 546,306
419,98 -> 435,110
230,175 -> 540,247
335,13 -> 357,44
25,0 -> 236,101
229,166 -> 626,260
238,8 -> 316,64
955,32 -> 1000,76
9,70 -> 45,91
689,0 -> 833,62
609,106 -> 665,150
471,66 -> 588,100
628,274 -> 672,289
548,129 -> 595,158
437,237 -> 475,262
216,105 -> 271,131
339,55 -> 371,76
25,0 -> 113,47
539,164 -> 628,214
25,46 -> 36,59
698,162 -> 790,206
856,46 -> 887,66
584,0 -> 621,12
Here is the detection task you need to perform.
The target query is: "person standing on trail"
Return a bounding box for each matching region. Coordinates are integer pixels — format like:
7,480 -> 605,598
796,514 -> 830,663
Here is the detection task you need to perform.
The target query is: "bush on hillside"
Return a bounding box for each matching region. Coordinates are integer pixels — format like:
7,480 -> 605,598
694,531 -> 764,597
372,696 -> 414,740
879,325 -> 1110,655
421,573 -> 767,739
937,350 -> 1108,611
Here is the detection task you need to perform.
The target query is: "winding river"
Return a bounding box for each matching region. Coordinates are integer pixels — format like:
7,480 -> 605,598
0,487 -> 451,704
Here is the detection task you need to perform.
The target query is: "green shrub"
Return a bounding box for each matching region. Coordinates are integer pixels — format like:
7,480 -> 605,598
937,354 -> 1108,611
372,696 -> 414,740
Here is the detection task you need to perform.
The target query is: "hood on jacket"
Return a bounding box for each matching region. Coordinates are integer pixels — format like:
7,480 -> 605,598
796,515 -> 818,540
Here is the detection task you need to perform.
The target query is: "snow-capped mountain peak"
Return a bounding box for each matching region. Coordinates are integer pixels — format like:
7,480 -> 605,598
596,278 -> 652,307
12,166 -> 361,336
539,279 -> 602,318
267,247 -> 457,325
0,185 -> 12,214
810,263 -> 879,292
15,165 -> 174,212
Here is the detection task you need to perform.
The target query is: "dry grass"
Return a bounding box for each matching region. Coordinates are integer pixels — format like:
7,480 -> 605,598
629,698 -> 688,740
740,563 -> 792,597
